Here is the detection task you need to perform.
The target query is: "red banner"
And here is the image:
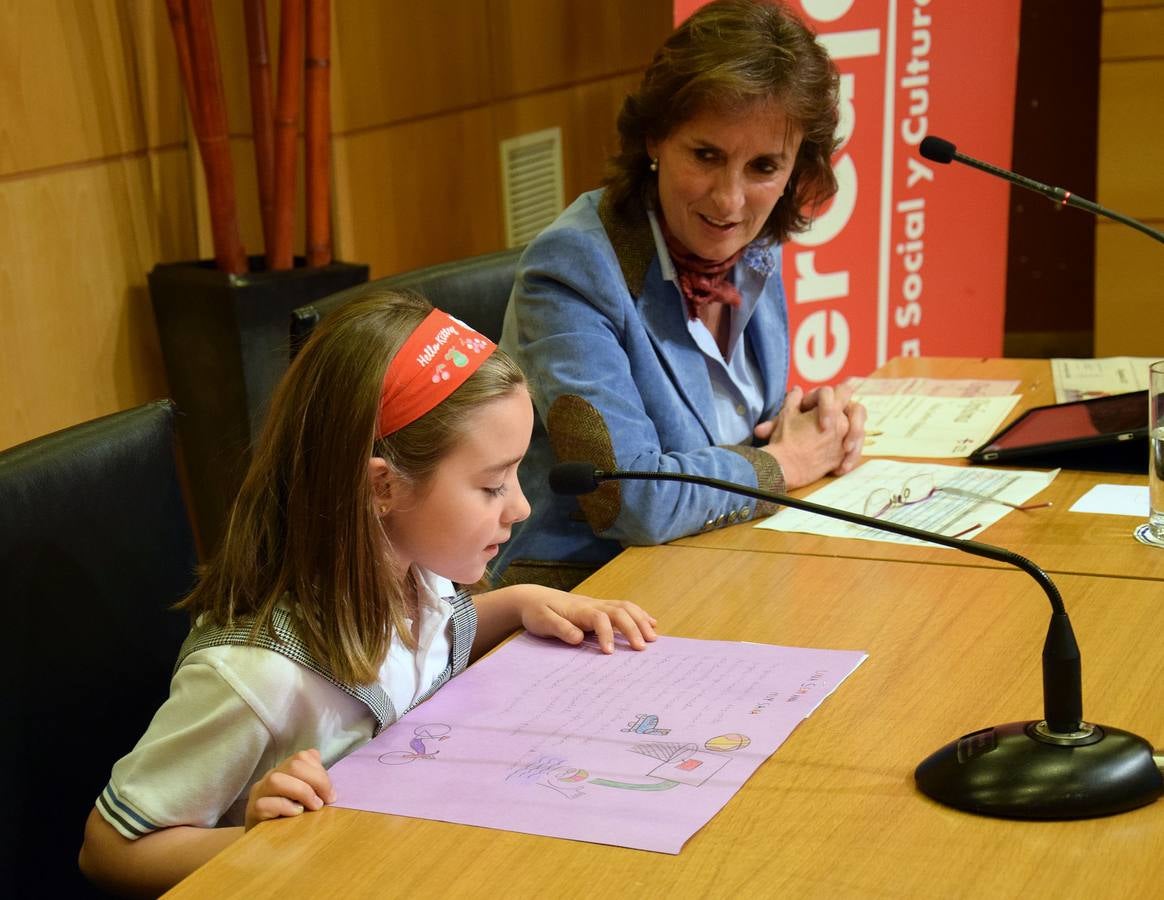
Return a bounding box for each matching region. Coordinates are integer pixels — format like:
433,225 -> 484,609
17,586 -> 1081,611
674,1 -> 1021,384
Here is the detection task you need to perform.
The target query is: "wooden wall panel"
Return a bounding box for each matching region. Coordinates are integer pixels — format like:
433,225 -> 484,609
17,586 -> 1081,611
2,3 -> 667,450
1101,6 -> 1164,58
1095,1 -> 1164,356
493,73 -> 641,201
0,150 -> 191,448
1096,60 -> 1164,220
1095,225 -> 1164,356
149,149 -> 199,263
331,1 -> 493,132
332,107 -> 502,277
487,0 -> 671,97
0,1 -> 183,176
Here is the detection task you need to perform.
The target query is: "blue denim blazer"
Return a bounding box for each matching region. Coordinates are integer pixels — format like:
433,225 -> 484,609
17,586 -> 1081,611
495,189 -> 790,575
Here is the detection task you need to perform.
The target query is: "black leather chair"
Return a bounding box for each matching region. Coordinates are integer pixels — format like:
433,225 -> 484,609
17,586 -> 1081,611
290,246 -> 524,357
0,401 -> 197,897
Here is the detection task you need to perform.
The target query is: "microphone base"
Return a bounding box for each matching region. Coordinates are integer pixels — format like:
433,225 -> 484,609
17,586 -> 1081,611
915,721 -> 1164,818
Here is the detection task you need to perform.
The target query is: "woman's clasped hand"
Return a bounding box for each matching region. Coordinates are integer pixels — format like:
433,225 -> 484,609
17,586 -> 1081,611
755,384 -> 868,488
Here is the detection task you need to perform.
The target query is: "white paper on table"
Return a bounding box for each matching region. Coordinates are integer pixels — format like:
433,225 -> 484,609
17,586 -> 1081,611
1068,484 -> 1148,517
756,459 -> 1059,547
1051,357 -> 1161,404
845,376 -> 1020,397
852,393 -> 1021,458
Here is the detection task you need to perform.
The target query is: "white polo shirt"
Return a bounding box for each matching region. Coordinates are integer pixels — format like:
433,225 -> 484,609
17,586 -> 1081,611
97,568 -> 459,838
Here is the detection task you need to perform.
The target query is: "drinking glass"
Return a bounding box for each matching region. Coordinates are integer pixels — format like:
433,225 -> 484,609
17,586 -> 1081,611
1150,361 -> 1164,541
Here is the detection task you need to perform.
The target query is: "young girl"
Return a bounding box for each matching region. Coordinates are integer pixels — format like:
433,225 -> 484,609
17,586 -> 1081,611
78,290 -> 657,897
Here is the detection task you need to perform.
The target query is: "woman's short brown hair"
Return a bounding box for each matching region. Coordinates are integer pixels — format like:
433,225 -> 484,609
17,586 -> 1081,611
606,0 -> 840,244
181,289 -> 525,684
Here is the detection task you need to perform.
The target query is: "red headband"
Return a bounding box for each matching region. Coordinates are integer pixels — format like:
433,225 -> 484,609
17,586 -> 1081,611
376,309 -> 497,437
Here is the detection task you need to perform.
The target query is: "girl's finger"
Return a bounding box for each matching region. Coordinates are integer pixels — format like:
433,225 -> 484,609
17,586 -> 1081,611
251,795 -> 306,824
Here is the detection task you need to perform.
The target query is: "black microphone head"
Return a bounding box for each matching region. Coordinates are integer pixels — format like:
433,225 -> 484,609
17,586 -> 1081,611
919,136 -> 956,164
548,462 -> 600,495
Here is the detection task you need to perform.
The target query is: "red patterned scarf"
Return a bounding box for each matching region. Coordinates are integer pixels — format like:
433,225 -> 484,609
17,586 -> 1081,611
658,214 -> 745,319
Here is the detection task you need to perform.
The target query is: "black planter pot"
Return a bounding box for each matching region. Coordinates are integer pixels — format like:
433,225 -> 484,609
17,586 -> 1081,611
149,256 -> 369,552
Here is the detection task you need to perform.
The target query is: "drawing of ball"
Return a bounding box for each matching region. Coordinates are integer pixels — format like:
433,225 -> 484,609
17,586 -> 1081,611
705,733 -> 750,752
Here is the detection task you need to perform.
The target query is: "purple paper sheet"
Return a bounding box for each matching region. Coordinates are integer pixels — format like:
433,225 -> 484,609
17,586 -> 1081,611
329,633 -> 867,854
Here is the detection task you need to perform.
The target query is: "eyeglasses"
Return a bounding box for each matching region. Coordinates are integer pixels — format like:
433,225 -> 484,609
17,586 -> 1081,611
863,473 -> 1053,519
864,474 -> 936,518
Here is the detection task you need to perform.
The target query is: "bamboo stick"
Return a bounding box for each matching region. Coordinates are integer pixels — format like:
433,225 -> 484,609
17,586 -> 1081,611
173,0 -> 247,275
304,0 -> 332,267
244,0 -> 277,266
164,0 -> 200,127
270,0 -> 305,271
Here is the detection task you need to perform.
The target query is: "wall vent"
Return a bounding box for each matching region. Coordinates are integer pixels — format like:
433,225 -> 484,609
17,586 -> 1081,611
500,127 -> 564,248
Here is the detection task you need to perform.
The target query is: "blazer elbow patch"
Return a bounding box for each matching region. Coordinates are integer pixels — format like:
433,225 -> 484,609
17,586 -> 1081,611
547,394 -> 621,532
722,445 -> 784,517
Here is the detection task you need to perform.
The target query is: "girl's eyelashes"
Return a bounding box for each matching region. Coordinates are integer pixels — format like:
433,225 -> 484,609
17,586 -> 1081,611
486,484 -> 507,497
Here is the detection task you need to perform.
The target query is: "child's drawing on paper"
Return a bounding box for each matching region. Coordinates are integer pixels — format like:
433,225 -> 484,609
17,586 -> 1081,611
377,724 -> 451,765
590,732 -> 750,790
328,632 -> 869,855
506,715 -> 754,796
621,713 -> 671,735
505,755 -> 590,799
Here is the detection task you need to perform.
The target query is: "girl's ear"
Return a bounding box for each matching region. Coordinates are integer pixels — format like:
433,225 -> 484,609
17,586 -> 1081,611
368,457 -> 394,515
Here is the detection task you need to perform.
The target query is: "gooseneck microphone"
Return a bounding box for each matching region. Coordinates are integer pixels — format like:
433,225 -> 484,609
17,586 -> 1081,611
918,135 -> 1164,246
550,461 -> 1164,819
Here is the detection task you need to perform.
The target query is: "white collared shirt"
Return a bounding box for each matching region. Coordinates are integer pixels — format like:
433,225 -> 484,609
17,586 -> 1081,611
647,209 -> 770,445
381,567 -> 455,713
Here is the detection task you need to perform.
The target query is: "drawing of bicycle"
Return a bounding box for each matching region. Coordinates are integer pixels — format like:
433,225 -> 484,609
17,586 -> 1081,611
377,723 -> 452,765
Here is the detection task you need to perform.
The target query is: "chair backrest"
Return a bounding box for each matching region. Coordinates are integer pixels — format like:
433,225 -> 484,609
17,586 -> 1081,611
0,401 -> 197,897
290,246 -> 524,358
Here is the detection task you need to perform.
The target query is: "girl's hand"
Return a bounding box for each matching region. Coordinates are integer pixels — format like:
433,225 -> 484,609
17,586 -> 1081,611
519,587 -> 657,654
244,748 -> 336,831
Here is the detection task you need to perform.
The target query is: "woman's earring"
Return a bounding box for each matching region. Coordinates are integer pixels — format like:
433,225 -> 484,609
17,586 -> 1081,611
649,157 -> 659,173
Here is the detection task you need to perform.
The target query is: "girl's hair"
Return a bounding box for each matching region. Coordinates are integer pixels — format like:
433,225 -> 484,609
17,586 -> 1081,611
605,0 -> 840,244
179,288 -> 526,685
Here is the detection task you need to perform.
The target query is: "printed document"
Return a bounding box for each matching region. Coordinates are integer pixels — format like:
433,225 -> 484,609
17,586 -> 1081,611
1051,357 -> 1160,403
853,393 -> 1021,458
757,458 -> 1058,546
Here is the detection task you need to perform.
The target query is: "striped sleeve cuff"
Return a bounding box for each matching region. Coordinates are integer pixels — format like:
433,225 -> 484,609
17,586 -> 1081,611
95,782 -> 160,841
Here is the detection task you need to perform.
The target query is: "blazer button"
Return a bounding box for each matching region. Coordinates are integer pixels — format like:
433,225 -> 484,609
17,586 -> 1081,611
704,518 -> 715,531
727,510 -> 738,524
714,514 -> 725,527
740,506 -> 751,520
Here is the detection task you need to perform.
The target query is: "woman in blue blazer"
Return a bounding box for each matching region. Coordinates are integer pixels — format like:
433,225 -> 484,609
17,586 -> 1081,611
495,0 -> 865,587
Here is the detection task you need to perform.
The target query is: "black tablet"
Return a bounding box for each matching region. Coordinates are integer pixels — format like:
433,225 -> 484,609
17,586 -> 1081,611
969,390 -> 1148,472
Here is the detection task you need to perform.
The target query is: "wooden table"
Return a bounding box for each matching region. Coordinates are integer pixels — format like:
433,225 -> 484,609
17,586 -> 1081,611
675,357 -> 1164,581
166,546 -> 1164,898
